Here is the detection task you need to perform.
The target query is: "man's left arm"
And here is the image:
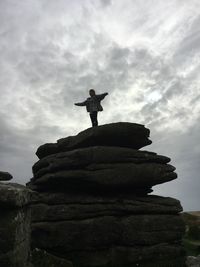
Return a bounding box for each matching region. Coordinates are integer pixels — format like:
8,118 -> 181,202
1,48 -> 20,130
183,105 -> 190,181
97,92 -> 108,101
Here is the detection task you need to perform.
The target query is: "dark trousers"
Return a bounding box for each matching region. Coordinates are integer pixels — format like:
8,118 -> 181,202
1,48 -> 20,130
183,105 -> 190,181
89,111 -> 98,127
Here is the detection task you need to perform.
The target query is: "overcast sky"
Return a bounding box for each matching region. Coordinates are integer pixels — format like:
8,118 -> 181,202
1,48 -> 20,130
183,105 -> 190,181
0,0 -> 200,211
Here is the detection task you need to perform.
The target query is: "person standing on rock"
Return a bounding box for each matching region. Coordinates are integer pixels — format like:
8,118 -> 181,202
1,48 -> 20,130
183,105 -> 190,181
74,89 -> 108,127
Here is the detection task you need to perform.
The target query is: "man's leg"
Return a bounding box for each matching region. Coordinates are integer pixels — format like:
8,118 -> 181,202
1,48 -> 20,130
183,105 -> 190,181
89,112 -> 94,127
93,111 -> 98,126
90,112 -> 98,127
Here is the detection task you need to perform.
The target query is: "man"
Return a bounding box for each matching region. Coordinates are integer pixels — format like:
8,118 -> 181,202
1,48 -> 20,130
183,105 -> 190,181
74,89 -> 108,127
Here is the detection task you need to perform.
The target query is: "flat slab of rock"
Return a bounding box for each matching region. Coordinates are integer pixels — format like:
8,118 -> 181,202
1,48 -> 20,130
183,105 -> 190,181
32,146 -> 170,179
29,162 -> 176,193
32,214 -> 185,251
30,191 -> 182,207
36,122 -> 152,159
0,171 -> 13,181
31,194 -> 183,222
29,146 -> 176,193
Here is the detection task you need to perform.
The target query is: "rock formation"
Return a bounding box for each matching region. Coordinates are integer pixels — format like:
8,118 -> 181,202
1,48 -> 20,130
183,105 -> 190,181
0,171 -> 13,181
27,122 -> 186,267
0,174 -> 73,267
0,182 -> 31,267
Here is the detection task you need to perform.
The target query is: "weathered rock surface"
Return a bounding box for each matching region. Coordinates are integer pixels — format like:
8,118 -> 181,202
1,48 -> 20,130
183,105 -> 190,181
27,122 -> 186,266
36,122 -> 152,159
0,182 -> 31,267
0,183 -> 31,208
0,171 -> 13,181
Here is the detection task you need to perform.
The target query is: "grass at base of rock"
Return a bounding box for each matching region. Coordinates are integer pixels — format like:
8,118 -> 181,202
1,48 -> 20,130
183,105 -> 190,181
183,238 -> 200,256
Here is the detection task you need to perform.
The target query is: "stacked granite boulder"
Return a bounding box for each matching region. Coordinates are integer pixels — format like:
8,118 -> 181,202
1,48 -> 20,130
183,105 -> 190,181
0,173 -> 31,267
27,122 -> 186,267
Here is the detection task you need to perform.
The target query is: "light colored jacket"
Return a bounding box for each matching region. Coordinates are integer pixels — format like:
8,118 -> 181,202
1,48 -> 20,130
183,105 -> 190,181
75,93 -> 108,112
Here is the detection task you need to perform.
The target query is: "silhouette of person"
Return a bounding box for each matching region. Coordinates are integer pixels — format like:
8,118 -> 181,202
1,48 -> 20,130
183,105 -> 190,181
74,89 -> 108,127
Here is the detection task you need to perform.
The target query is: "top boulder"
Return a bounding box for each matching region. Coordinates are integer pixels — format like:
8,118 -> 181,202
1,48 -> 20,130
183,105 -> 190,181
36,122 -> 152,159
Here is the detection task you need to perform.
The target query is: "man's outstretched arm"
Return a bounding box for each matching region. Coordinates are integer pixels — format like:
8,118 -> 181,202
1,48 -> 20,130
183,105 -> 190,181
97,92 -> 108,101
74,100 -> 87,106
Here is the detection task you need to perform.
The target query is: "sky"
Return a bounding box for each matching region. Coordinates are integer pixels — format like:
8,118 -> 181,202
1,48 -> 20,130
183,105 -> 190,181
0,0 -> 200,211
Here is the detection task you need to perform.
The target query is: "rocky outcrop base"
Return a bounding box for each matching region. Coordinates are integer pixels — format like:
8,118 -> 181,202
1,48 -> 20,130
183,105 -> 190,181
0,183 -> 31,267
30,192 -> 186,267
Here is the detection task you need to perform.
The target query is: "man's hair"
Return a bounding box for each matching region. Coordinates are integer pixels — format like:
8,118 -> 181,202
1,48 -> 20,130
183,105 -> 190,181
89,89 -> 95,94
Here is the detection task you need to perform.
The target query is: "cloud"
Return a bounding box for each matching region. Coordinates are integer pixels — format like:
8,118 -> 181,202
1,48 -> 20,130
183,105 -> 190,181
100,0 -> 112,8
150,122 -> 200,211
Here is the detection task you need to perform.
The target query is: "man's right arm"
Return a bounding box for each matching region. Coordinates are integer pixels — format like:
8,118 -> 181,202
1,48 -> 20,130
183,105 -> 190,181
74,100 -> 87,106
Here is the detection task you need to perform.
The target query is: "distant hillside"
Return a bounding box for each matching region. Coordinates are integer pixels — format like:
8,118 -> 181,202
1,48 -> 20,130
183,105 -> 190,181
186,211 -> 200,219
182,211 -> 200,256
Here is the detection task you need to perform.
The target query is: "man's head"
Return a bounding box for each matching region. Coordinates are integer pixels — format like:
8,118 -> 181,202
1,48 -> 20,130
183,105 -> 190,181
89,89 -> 96,97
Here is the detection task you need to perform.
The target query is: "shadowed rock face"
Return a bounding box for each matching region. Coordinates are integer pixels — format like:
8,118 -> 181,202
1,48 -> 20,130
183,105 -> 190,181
0,183 -> 31,208
32,214 -> 185,252
27,122 -> 186,267
31,194 -> 183,222
0,183 -> 31,267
